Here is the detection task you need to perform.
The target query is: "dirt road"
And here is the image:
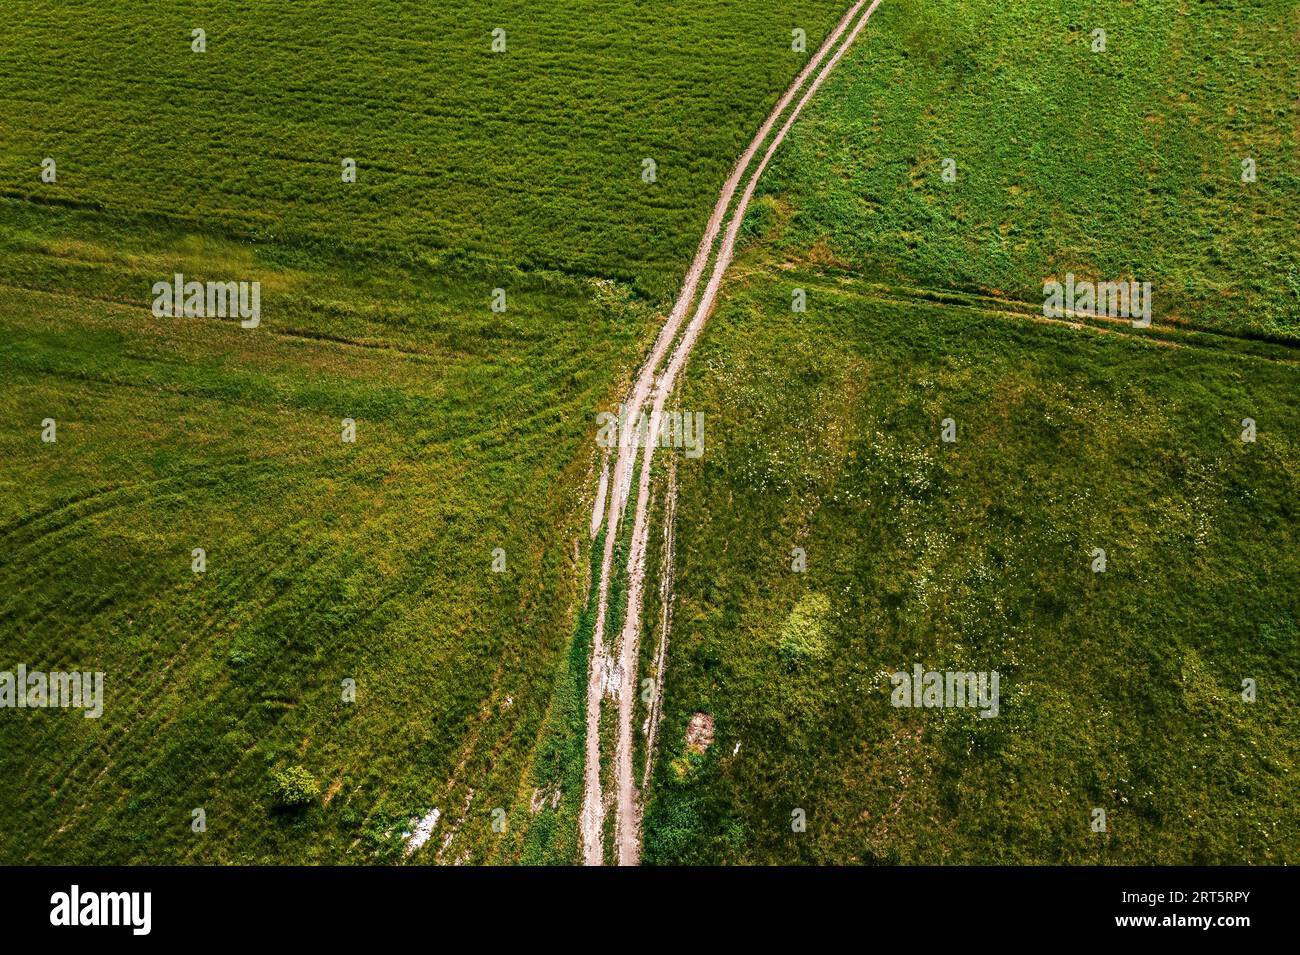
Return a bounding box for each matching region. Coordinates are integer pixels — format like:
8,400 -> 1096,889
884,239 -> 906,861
580,0 -> 883,866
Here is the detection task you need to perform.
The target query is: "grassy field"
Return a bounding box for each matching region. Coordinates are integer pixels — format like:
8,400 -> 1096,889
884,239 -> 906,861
0,265 -> 639,863
643,0 -> 1300,864
0,0 -> 852,863
644,271 -> 1299,864
4,0 -> 1295,867
0,0 -> 846,300
756,0 -> 1300,339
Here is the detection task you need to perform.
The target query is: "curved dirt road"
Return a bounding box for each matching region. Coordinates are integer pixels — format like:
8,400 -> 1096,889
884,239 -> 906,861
581,0 -> 883,866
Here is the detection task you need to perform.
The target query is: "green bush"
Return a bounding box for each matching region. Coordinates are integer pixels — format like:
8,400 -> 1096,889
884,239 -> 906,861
777,592 -> 831,668
271,766 -> 321,810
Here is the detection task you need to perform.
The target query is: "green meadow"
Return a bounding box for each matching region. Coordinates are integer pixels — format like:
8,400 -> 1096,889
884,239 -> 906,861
2,0 -> 1295,867
0,0 -> 848,863
643,0 -> 1299,864
760,0 -> 1300,340
0,262 -> 641,863
0,0 -> 846,299
645,273 -> 1299,864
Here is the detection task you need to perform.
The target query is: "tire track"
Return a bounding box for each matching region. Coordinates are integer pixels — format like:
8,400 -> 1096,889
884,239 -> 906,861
579,0 -> 883,865
640,460 -> 676,796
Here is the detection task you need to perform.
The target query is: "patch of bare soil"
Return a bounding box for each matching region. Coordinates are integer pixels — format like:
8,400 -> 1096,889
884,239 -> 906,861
685,712 -> 715,755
